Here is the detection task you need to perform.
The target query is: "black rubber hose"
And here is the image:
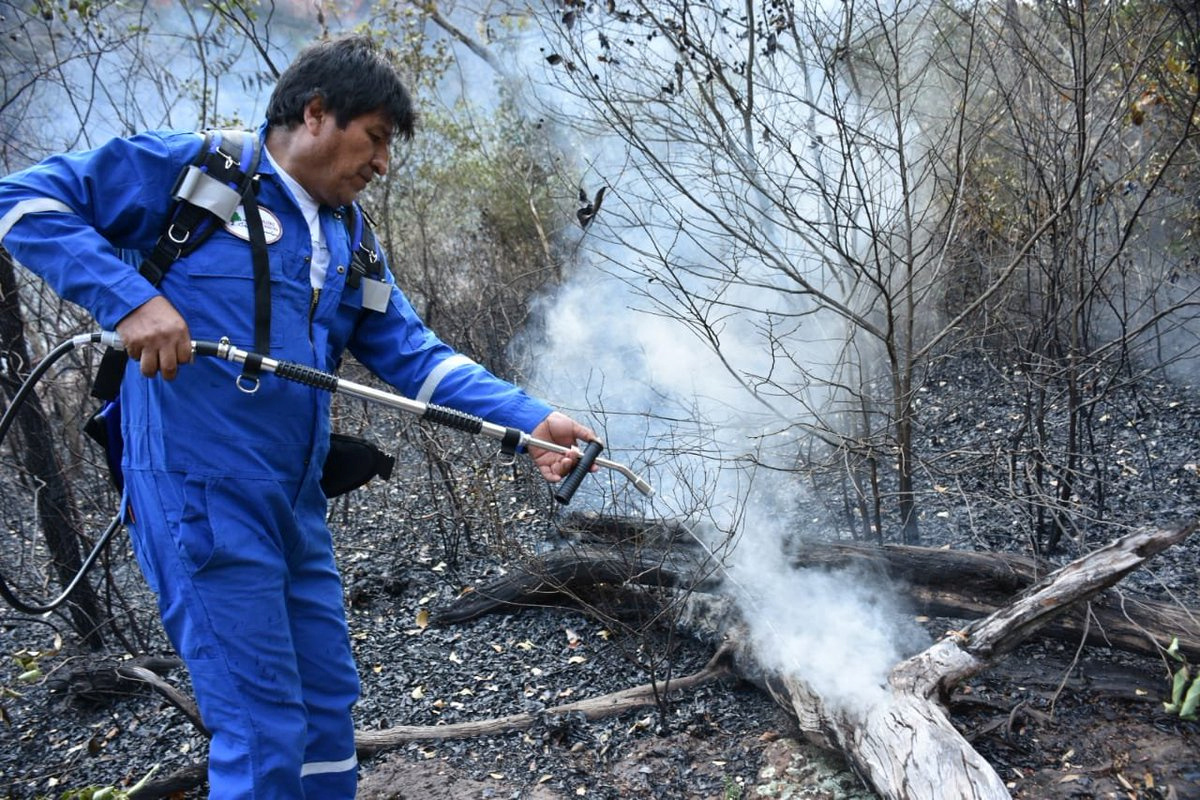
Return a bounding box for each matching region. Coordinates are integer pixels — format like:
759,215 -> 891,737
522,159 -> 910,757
0,336 -> 79,444
0,514 -> 124,614
0,335 -> 123,613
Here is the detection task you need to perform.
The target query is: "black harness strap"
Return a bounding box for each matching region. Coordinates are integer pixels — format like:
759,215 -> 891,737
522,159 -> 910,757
344,204 -> 384,288
240,182 -> 271,382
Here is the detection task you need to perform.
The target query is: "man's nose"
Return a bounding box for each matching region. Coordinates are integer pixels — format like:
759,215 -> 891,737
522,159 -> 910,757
372,144 -> 389,176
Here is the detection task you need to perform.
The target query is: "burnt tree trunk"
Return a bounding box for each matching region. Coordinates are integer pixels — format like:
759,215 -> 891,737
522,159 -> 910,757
0,247 -> 104,646
686,521 -> 1198,799
444,514 -> 1200,661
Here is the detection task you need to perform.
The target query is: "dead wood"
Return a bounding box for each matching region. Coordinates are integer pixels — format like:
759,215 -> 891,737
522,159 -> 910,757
439,525 -> 1200,661
434,541 -> 721,625
954,521 -> 1196,664
353,646 -> 733,756
126,764 -> 206,800
117,663 -> 209,737
45,654 -> 182,705
761,521 -> 1198,800
788,541 -> 1200,660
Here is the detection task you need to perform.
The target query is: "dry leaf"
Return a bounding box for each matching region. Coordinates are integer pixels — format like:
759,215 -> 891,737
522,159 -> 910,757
415,609 -> 429,629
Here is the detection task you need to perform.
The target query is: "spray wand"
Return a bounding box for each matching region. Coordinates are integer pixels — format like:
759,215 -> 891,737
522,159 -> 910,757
185,336 -> 654,503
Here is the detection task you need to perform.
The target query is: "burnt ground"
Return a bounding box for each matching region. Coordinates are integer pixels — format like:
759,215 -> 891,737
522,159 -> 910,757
1,348 -> 1199,799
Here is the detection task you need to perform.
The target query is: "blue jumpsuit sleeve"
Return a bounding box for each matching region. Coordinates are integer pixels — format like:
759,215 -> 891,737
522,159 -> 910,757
0,131 -> 200,329
348,278 -> 552,434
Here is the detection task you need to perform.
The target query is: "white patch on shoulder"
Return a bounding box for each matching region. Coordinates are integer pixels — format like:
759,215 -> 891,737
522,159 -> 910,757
225,205 -> 283,244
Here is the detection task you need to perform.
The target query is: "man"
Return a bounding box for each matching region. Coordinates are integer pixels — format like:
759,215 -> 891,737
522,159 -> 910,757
0,35 -> 593,798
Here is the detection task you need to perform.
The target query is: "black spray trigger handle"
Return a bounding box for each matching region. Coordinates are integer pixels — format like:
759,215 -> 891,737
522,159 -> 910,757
554,439 -> 604,504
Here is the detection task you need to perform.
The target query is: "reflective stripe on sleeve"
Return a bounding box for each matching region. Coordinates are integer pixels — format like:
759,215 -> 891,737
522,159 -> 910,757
0,197 -> 73,242
416,353 -> 476,404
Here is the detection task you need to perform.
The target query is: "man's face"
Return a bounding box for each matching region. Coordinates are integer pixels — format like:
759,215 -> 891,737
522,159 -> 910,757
305,106 -> 394,208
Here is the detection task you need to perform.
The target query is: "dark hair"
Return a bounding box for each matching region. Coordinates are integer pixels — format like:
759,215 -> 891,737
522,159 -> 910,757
266,34 -> 415,139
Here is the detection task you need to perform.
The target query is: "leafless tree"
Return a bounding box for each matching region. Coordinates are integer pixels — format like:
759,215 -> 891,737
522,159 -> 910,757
439,0 -> 1200,553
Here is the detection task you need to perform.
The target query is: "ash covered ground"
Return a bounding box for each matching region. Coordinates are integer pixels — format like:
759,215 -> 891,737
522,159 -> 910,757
1,349 -> 1199,799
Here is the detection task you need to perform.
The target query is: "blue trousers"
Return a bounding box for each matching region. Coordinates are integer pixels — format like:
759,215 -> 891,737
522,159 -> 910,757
125,469 -> 359,798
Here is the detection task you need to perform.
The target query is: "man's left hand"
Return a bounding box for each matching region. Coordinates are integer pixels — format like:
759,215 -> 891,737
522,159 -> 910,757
528,412 -> 597,483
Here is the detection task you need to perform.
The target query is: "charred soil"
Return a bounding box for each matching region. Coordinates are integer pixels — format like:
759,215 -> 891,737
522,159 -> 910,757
1,349 -> 1199,799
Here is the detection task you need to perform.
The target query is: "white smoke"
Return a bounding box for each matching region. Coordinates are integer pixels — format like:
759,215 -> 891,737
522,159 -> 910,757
491,1 -> 934,707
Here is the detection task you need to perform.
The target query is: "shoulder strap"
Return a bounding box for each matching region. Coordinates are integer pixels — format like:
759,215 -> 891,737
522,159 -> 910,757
139,130 -> 263,287
92,130 -> 264,401
343,202 -> 384,289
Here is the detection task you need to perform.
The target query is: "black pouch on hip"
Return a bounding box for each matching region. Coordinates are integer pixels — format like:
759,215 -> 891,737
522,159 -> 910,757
321,433 -> 395,498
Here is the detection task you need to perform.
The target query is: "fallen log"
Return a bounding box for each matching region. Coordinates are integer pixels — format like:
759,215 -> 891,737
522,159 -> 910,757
433,542 -> 720,625
788,541 -> 1200,660
730,521 -> 1198,799
440,523 -> 1200,661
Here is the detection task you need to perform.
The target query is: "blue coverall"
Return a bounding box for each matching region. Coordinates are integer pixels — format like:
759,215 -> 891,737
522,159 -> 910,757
0,127 -> 552,798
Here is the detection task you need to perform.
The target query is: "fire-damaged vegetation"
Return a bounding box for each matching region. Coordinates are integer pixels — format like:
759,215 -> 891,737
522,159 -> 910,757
2,348 -> 1198,799
3,0 -> 1200,798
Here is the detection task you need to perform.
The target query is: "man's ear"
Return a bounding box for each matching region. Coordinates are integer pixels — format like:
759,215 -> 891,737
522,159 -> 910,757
303,95 -> 328,134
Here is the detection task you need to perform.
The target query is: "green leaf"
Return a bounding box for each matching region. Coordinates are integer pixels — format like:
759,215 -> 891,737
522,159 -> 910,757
1180,678 -> 1200,720
1171,665 -> 1190,706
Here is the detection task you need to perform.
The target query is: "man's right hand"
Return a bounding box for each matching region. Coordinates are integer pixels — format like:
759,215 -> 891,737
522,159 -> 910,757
115,295 -> 192,379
